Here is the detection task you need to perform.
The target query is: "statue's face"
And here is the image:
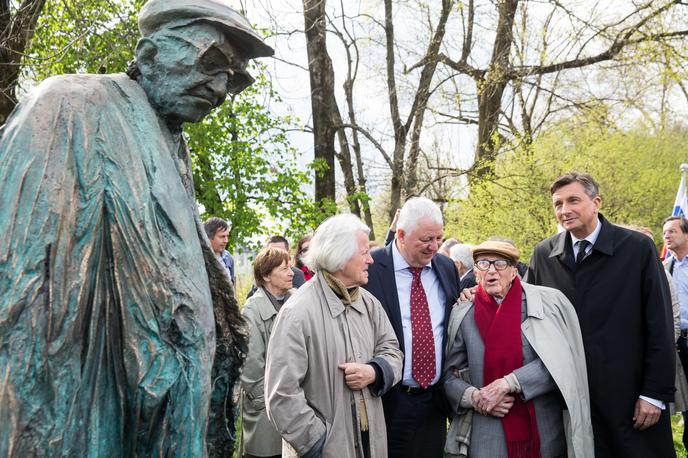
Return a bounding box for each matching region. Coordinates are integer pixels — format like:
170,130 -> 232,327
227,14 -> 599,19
137,22 -> 251,125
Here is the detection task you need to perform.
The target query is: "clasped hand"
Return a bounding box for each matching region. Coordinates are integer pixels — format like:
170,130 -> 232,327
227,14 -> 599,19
338,363 -> 376,390
472,377 -> 514,418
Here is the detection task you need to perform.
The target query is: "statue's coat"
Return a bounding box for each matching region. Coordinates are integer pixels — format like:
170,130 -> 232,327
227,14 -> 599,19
0,73 -> 237,457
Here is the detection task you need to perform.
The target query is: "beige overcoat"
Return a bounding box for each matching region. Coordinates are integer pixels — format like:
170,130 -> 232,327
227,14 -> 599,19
239,287 -> 294,457
265,271 -> 403,458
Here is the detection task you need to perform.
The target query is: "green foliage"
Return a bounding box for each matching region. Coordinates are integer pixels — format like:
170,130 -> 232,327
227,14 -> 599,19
28,0 -> 143,79
446,115 -> 688,261
672,413 -> 687,456
187,68 -> 326,252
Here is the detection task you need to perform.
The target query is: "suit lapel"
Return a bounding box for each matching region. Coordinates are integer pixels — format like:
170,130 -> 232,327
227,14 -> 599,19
378,243 -> 404,354
432,256 -> 454,327
549,231 -> 576,272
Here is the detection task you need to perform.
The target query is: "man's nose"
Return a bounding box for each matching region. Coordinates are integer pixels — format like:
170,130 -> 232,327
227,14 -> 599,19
206,73 -> 229,99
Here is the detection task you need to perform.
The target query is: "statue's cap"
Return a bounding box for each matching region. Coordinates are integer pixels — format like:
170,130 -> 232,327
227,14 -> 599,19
138,0 -> 274,59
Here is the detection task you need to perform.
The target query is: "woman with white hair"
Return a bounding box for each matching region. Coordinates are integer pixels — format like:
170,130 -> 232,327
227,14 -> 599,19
265,214 -> 403,458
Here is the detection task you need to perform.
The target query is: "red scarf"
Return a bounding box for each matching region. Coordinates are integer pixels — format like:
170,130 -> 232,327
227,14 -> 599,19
300,264 -> 313,281
474,276 -> 540,458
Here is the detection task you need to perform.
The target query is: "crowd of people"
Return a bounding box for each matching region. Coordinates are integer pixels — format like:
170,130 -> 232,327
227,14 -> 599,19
204,171 -> 681,458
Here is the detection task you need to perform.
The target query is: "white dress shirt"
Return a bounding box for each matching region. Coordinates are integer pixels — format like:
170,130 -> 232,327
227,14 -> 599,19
392,241 -> 445,387
570,217 -> 601,260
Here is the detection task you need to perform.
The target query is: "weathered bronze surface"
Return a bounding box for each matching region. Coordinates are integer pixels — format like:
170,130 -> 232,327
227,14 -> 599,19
0,1 -> 272,456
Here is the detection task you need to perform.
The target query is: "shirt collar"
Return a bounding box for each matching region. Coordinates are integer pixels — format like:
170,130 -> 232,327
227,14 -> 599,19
570,216 -> 602,247
392,239 -> 431,272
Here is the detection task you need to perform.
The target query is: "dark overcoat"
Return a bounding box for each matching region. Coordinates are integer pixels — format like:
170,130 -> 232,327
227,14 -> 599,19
526,214 -> 676,457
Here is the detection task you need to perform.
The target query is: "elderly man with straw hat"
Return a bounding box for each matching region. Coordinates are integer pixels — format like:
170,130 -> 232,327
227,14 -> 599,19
443,241 -> 593,457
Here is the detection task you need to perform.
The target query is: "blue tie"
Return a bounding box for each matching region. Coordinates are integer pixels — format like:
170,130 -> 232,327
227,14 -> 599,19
576,240 -> 590,264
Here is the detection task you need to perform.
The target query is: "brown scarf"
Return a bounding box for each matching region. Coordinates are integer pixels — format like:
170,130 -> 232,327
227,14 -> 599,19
323,271 -> 360,305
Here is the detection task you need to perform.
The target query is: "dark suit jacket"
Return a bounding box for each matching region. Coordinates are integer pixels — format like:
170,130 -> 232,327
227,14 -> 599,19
459,268 -> 476,291
526,214 -> 675,458
363,242 -> 460,366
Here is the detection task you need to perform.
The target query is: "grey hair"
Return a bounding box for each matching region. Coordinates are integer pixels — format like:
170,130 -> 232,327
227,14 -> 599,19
397,197 -> 443,234
550,171 -> 599,199
449,244 -> 474,269
303,214 -> 370,273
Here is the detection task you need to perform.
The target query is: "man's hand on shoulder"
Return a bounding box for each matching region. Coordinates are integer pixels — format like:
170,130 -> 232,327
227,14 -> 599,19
459,286 -> 478,303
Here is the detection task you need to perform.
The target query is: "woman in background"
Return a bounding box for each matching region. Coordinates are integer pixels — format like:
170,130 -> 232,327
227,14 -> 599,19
239,247 -> 295,458
294,234 -> 314,281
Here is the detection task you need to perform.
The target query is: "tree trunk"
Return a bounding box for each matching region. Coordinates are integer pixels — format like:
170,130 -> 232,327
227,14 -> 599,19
334,122 -> 362,218
343,79 -> 375,239
0,0 -> 47,124
303,0 -> 336,203
473,0 -> 518,174
383,0 -> 407,222
405,0 -> 454,195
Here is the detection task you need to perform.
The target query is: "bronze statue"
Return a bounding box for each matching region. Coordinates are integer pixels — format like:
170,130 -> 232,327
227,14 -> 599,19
0,0 -> 272,456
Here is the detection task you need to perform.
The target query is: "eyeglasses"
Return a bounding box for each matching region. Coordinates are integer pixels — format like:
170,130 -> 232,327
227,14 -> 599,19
475,259 -> 512,271
162,32 -> 254,95
198,44 -> 254,94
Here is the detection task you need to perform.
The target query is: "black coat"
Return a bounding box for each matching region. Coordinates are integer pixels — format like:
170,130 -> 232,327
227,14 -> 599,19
526,215 -> 676,457
459,268 -> 476,291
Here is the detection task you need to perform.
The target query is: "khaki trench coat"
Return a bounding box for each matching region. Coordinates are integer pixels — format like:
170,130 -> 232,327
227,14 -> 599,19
265,272 -> 403,458
239,287 -> 294,457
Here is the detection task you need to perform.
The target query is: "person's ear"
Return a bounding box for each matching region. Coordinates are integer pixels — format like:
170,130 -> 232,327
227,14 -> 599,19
135,38 -> 158,75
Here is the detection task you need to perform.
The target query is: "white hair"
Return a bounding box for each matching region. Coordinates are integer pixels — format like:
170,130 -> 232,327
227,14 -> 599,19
303,213 -> 370,273
449,244 -> 474,270
397,197 -> 443,234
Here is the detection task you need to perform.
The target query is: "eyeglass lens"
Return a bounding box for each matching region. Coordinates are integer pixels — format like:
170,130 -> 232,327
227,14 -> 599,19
475,259 -> 510,271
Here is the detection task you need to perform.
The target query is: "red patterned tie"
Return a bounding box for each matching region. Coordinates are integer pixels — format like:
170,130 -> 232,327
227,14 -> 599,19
410,267 -> 436,388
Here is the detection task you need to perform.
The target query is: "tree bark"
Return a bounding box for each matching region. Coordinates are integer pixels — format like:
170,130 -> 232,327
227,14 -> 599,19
474,0 -> 518,173
0,0 -> 47,124
405,0 -> 454,195
303,0 -> 336,203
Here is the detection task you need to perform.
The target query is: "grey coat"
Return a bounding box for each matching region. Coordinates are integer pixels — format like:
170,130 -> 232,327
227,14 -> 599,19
444,283 -> 594,458
239,287 -> 294,457
265,271 -> 403,458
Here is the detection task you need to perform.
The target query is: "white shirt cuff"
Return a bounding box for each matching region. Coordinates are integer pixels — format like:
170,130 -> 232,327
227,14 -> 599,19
639,395 -> 666,410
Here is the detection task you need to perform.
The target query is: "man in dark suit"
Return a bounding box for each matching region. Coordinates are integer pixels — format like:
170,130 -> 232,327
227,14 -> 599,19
526,171 -> 676,457
363,197 -> 460,458
449,243 -> 476,291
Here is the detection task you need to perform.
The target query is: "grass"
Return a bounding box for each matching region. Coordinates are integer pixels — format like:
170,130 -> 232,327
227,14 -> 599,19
674,414 -> 687,457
